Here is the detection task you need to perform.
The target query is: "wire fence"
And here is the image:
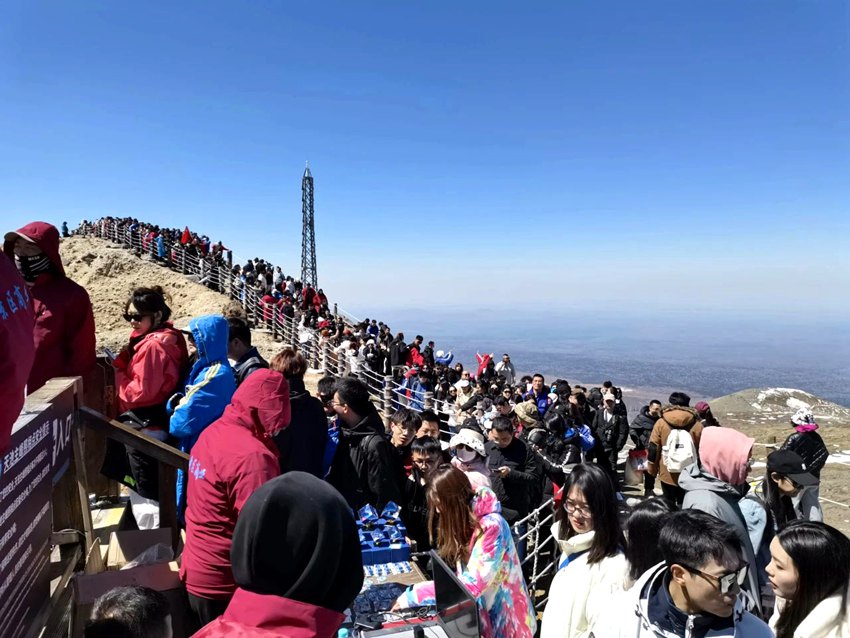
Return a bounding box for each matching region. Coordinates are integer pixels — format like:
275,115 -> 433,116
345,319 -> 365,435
76,219 -> 563,607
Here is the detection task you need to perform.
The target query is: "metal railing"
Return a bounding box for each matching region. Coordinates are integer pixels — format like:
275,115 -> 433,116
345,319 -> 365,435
76,218 -> 563,606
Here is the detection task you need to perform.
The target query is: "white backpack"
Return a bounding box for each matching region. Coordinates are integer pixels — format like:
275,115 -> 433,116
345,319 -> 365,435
662,425 -> 697,473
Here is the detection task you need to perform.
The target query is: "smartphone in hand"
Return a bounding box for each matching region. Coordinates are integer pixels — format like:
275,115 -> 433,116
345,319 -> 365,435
102,347 -> 117,362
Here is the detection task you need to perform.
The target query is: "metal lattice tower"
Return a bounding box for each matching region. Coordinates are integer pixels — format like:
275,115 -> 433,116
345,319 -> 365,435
300,163 -> 317,288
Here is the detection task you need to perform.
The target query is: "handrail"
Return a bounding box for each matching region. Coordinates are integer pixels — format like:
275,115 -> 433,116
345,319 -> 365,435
80,407 -> 189,470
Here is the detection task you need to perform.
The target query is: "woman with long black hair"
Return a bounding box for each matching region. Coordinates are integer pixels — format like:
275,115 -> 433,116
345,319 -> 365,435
758,449 -> 820,530
766,520 -> 850,637
541,462 -> 628,638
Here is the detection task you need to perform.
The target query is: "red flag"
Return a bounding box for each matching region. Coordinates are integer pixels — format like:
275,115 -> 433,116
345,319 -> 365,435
180,226 -> 191,244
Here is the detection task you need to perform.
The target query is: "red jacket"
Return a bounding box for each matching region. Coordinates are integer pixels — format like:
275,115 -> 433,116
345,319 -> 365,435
114,324 -> 188,413
181,369 -> 291,599
192,589 -> 344,638
406,345 -> 424,368
0,253 -> 36,454
3,222 -> 96,392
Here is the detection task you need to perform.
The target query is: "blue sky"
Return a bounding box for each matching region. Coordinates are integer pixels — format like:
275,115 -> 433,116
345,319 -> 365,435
2,1 -> 848,318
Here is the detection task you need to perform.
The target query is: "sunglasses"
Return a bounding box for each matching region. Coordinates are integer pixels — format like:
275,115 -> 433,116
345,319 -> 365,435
680,563 -> 748,595
123,313 -> 149,322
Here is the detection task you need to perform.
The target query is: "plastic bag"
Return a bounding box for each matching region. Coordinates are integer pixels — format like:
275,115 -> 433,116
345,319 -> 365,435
624,449 -> 648,487
577,425 -> 595,452
629,448 -> 649,472
121,543 -> 174,570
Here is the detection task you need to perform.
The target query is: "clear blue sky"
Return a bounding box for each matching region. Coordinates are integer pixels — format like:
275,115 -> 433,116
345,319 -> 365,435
2,1 -> 848,318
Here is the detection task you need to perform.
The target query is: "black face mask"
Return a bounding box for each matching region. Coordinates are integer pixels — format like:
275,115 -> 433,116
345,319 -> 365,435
15,253 -> 52,282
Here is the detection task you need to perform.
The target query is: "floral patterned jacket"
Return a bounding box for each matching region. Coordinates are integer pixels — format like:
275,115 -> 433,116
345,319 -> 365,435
395,486 -> 537,638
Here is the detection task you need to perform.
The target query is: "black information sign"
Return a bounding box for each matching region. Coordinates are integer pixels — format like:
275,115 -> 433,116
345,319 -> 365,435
0,386 -> 76,638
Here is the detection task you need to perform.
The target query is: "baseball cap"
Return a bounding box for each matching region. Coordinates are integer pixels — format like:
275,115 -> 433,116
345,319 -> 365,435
767,450 -> 819,486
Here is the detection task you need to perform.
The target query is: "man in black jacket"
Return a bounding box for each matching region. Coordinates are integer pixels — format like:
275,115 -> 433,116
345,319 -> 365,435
227,317 -> 269,386
327,377 -> 404,510
485,416 -> 540,560
629,399 -> 662,494
389,332 -> 408,383
592,392 -> 629,486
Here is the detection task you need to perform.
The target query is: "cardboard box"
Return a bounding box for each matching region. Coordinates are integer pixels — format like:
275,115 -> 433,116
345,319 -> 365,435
71,528 -> 190,638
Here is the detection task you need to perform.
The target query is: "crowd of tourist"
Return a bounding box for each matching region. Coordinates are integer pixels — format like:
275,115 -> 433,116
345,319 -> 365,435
4,217 -> 849,638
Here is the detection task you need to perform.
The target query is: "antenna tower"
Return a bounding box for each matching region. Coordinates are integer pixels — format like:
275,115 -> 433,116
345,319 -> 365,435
301,163 -> 317,288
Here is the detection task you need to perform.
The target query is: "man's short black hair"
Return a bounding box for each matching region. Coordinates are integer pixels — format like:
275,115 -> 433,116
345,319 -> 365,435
334,377 -> 373,416
602,380 -> 613,389
660,510 -> 743,572
391,407 -> 423,431
411,436 -> 442,457
415,335 -> 424,342
532,373 -> 545,382
491,415 -> 514,434
649,399 -> 662,407
668,392 -> 691,407
494,396 -> 511,408
85,586 -> 170,638
317,375 -> 336,402
227,316 -> 252,346
419,410 -> 440,424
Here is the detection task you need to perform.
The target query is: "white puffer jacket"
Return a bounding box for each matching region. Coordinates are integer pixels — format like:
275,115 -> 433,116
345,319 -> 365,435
541,522 -> 629,638
770,594 -> 850,638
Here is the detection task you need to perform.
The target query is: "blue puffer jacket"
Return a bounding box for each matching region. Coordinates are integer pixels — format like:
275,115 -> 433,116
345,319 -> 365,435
169,314 -> 236,514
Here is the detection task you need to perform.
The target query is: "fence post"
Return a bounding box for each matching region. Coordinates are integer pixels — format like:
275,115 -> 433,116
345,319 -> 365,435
424,391 -> 434,411
322,340 -> 331,375
180,246 -> 187,274
311,334 -> 320,370
271,305 -> 280,340
333,303 -> 339,320
383,376 -> 393,427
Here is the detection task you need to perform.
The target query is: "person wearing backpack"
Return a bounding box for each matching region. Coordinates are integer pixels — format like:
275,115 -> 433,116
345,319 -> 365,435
646,392 -> 703,505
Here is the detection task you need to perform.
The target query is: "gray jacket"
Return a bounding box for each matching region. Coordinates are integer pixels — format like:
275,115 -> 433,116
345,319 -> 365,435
679,464 -> 763,617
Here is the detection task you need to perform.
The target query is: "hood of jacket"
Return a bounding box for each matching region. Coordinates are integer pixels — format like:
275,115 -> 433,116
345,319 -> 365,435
231,472 -> 363,612
189,314 -> 230,368
472,486 -> 501,519
201,590 -> 344,638
221,368 -> 291,438
550,521 -> 595,558
341,404 -> 385,440
661,405 -> 700,429
699,427 -> 754,487
4,221 -> 65,276
677,461 -> 748,499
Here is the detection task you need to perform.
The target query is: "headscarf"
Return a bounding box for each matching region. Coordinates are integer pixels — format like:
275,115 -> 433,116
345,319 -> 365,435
230,472 -> 364,612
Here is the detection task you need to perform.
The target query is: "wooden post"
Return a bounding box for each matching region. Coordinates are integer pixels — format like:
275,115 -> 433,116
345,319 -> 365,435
383,376 -> 394,427
271,305 -> 280,340
158,463 -> 180,550
180,246 -> 187,274
424,391 -> 434,411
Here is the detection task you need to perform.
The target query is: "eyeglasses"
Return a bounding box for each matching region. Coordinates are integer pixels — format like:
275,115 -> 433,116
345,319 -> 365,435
680,563 -> 748,595
123,313 -> 148,322
564,500 -> 592,517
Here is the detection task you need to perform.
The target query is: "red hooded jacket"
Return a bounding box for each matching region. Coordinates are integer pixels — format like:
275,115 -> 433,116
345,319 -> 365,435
0,253 -> 36,454
3,222 -> 96,392
114,324 -> 188,413
192,590 -> 344,638
181,369 -> 291,599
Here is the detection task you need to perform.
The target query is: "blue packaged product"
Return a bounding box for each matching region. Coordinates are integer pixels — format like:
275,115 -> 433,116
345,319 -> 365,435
370,530 -> 388,546
390,544 -> 410,562
358,504 -> 380,528
381,501 -> 401,523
